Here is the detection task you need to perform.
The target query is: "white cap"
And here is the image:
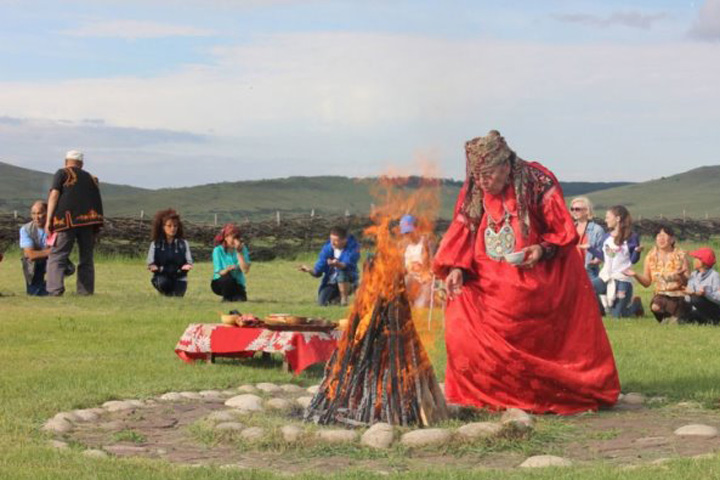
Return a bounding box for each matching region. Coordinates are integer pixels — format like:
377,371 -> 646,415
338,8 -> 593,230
65,150 -> 84,161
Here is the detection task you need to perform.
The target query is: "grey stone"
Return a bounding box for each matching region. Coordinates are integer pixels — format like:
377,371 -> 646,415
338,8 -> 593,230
674,424 -> 719,438
179,392 -> 203,401
306,385 -> 320,395
159,392 -> 183,401
296,396 -> 313,409
53,412 -> 80,423
72,409 -> 100,422
400,428 -> 452,448
520,455 -> 572,468
318,429 -> 358,444
126,400 -> 145,408
256,383 -> 282,394
199,390 -> 224,401
225,394 -> 264,411
501,408 -> 534,431
156,448 -> 168,455
281,425 -> 304,442
240,427 -> 266,441
103,445 -> 148,455
361,423 -> 394,449
266,398 -> 293,411
207,410 -> 240,423
42,418 -> 73,434
49,440 -> 69,449
102,401 -> 135,412
620,392 -> 645,405
237,384 -> 259,394
215,422 -> 245,432
82,449 -> 109,459
457,422 -> 503,440
280,384 -> 305,394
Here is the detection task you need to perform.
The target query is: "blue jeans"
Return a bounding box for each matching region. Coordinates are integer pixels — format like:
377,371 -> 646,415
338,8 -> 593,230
592,277 -> 637,318
26,259 -> 48,296
586,264 -> 600,281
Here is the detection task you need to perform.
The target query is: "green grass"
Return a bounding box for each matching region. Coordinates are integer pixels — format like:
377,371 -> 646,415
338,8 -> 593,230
3,251 -> 720,479
587,165 -> 720,218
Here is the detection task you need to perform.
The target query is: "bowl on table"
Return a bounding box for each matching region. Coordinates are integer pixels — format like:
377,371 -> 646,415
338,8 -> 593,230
504,251 -> 525,265
220,314 -> 240,326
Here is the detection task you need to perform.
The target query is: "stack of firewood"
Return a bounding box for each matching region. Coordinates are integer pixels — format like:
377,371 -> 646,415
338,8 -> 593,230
305,276 -> 448,427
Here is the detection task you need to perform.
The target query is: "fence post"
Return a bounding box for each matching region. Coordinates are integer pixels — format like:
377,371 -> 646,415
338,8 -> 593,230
276,211 -> 281,226
311,209 -> 315,218
683,209 -> 686,223
345,209 -> 350,217
140,210 -> 144,220
13,210 -> 17,220
214,213 -> 218,226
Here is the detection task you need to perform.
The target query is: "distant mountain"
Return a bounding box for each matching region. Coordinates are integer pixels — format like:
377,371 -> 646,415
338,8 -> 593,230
587,166 -> 720,219
0,161 -> 631,221
0,161 -> 147,211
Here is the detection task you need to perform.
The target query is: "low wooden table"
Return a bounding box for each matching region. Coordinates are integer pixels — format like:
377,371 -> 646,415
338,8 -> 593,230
174,323 -> 342,374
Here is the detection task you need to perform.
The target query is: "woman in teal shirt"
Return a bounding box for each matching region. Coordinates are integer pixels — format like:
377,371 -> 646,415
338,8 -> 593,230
211,224 -> 251,301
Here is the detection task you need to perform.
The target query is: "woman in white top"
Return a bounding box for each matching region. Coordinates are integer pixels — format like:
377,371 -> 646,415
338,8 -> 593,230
400,214 -> 434,308
589,205 -> 643,318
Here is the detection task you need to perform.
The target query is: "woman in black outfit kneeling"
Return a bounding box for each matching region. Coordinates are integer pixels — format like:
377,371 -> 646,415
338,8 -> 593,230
147,209 -> 193,296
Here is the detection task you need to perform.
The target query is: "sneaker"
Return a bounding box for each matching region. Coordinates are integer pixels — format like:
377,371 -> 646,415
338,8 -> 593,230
632,296 -> 644,318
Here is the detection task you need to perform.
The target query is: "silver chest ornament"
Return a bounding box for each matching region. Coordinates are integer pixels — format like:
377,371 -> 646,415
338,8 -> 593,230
484,200 -> 516,261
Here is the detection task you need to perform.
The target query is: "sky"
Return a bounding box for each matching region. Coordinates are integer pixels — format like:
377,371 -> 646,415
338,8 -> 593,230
0,0 -> 719,188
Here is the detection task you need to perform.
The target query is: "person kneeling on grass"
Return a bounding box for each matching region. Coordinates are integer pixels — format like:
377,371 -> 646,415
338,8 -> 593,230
624,224 -> 689,324
211,224 -> 251,302
684,247 -> 720,325
147,208 -> 193,297
20,200 -> 76,296
298,226 -> 359,306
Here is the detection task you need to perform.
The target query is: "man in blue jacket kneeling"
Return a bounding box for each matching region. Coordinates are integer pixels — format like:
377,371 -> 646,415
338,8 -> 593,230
299,226 -> 360,306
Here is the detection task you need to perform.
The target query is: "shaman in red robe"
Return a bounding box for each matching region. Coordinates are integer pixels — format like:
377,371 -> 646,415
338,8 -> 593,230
433,132 -> 620,415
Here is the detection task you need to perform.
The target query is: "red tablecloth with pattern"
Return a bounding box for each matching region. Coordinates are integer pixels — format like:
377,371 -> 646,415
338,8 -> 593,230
174,324 -> 342,374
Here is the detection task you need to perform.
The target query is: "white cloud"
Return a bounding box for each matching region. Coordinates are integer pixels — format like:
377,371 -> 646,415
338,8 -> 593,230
60,20 -> 216,39
0,32 -> 719,184
552,11 -> 671,30
689,0 -> 720,40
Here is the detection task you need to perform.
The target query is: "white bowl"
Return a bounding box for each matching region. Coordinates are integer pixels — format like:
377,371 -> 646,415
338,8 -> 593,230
504,251 -> 525,265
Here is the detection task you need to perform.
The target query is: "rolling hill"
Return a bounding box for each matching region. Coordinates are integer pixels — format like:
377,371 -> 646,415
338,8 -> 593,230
0,161 -> 147,211
587,166 -> 720,219
0,161 -> 631,221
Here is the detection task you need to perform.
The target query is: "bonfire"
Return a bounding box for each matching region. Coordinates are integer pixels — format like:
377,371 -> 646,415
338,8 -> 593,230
305,176 -> 448,427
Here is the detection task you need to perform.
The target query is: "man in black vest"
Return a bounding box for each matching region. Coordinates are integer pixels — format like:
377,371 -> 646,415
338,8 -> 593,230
45,150 -> 104,296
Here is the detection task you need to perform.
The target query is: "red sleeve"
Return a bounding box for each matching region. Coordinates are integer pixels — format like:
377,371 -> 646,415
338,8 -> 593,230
538,186 -> 579,248
432,181 -> 475,279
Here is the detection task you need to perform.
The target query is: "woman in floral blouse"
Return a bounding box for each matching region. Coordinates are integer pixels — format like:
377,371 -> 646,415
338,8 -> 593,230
625,224 -> 689,324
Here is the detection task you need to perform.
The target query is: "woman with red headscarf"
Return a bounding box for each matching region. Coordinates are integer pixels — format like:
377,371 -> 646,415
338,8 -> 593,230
211,224 -> 251,302
433,131 -> 620,415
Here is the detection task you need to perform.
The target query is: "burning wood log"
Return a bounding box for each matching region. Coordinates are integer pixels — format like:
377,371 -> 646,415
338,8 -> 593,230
305,176 -> 449,428
305,276 -> 447,427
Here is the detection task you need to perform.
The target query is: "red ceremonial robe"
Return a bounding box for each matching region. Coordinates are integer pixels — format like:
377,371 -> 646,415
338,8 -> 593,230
433,162 -> 620,415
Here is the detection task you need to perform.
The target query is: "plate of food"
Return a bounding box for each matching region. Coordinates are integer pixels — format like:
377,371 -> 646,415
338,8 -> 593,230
262,314 -> 337,332
264,314 -> 307,326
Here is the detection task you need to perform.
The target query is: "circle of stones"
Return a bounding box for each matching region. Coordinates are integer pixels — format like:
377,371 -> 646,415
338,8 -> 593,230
41,386 -> 716,469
